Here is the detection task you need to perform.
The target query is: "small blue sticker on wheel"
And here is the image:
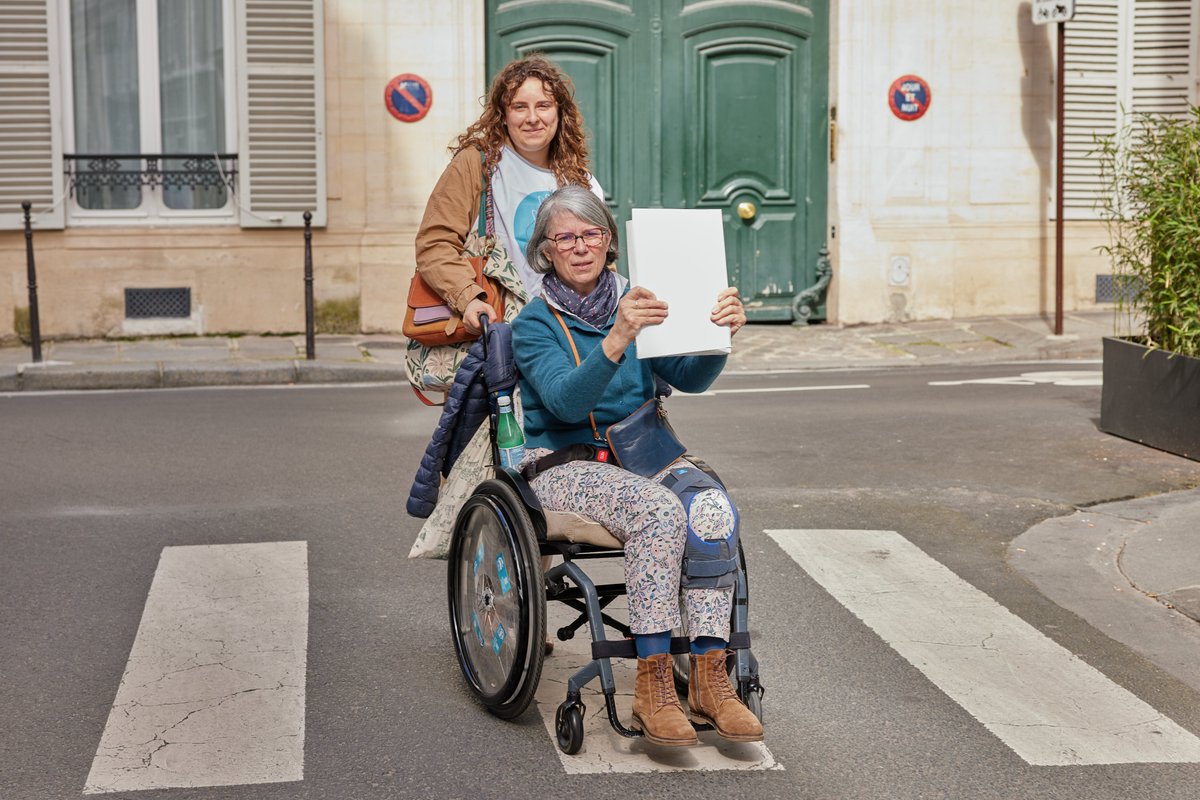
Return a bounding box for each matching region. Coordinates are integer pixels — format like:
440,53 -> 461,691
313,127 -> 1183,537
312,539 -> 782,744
496,553 -> 512,594
492,622 -> 507,655
473,540 -> 485,576
471,612 -> 485,647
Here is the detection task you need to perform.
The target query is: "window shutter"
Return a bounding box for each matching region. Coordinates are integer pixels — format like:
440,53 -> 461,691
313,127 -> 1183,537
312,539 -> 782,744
0,0 -> 63,230
1062,0 -> 1121,217
1062,0 -> 1195,218
1129,0 -> 1193,115
235,0 -> 326,228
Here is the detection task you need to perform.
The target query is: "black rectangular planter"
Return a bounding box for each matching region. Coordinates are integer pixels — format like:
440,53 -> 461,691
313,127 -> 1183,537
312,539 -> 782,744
1101,336 -> 1200,461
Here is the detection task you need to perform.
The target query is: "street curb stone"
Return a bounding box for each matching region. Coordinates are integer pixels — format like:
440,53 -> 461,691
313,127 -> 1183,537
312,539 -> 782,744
162,361 -> 296,388
0,367 -> 17,392
294,361 -> 406,384
20,363 -> 161,391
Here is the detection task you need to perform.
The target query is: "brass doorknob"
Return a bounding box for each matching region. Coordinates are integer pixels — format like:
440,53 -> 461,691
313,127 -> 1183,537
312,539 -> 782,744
737,201 -> 756,220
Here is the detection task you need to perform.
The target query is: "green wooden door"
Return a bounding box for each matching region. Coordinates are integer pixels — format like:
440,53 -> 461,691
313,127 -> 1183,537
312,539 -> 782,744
488,0 -> 829,321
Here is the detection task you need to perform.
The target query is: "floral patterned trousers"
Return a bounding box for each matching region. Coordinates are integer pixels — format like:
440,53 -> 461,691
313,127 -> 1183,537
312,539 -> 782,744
528,450 -> 734,640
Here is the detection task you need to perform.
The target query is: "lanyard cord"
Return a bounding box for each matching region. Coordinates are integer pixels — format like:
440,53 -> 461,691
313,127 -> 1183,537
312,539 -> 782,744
549,306 -> 602,442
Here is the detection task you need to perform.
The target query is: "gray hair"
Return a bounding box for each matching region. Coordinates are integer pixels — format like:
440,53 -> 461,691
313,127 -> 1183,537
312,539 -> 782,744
524,184 -> 619,274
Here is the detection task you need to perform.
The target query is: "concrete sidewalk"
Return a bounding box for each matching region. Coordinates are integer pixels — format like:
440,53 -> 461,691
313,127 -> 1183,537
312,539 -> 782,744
0,309 -> 1111,392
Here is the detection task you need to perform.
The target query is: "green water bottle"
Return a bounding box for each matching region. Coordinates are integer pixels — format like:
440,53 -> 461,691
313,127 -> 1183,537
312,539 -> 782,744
496,394 -> 525,469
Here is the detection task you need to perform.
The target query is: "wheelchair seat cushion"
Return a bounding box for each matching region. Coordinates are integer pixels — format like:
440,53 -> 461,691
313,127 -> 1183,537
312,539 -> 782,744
543,510 -> 624,550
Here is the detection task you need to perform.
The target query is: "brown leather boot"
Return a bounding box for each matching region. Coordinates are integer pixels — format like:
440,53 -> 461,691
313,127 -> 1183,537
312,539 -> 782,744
688,649 -> 764,742
631,653 -> 698,747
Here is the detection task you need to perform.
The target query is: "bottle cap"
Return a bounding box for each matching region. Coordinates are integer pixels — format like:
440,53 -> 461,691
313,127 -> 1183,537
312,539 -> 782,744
497,395 -> 512,407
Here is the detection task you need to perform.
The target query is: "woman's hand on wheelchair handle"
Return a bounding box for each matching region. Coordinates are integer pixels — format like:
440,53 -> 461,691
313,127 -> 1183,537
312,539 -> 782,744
464,297 -> 497,335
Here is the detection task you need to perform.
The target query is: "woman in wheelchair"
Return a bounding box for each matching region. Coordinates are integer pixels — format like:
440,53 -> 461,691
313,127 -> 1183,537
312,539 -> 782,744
510,185 -> 762,746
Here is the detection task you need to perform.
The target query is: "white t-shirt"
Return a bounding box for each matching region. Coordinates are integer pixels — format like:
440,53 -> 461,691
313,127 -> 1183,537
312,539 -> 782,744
487,145 -> 606,297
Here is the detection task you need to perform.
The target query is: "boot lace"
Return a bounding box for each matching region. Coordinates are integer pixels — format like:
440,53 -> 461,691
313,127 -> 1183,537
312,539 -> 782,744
704,652 -> 738,703
652,657 -> 681,710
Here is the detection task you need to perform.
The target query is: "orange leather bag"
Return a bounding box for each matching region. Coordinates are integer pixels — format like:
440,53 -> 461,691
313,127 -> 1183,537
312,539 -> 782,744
402,256 -> 503,347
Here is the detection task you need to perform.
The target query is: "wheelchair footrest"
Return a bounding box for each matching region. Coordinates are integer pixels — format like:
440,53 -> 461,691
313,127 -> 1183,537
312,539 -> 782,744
590,631 -> 751,661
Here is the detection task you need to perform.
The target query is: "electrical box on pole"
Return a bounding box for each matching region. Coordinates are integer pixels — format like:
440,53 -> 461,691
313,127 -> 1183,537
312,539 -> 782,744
1032,1 -> 1075,24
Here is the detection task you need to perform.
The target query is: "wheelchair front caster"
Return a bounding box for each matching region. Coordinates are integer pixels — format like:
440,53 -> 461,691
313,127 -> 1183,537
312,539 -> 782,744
555,700 -> 585,754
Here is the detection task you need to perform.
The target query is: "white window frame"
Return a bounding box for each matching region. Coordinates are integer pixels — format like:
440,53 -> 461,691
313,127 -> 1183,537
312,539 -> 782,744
58,0 -> 239,227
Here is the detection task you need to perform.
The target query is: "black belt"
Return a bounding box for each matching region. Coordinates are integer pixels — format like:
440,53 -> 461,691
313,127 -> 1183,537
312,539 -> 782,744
520,443 -> 612,482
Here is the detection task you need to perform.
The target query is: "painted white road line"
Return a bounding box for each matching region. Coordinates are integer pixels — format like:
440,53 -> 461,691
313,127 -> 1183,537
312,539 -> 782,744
84,542 -> 309,793
679,383 -> 871,397
767,529 -> 1200,766
929,370 -> 1102,387
535,561 -> 780,774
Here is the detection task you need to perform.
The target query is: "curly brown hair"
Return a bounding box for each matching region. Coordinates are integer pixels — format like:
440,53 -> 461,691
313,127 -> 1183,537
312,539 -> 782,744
453,53 -> 592,188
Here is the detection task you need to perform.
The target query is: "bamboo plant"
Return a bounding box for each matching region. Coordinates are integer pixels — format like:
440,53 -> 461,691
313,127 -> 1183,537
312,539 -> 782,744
1096,107 -> 1200,358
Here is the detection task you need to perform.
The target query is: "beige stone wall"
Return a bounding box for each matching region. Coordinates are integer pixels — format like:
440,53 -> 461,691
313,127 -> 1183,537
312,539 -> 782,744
0,0 -> 484,340
829,1 -> 1111,325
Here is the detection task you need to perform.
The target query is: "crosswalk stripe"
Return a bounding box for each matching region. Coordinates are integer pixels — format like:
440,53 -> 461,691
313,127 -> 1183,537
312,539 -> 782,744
767,529 -> 1200,766
84,542 -> 308,793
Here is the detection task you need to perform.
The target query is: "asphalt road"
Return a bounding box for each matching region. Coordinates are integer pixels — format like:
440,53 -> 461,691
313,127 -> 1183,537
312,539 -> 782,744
3,363 -> 1199,800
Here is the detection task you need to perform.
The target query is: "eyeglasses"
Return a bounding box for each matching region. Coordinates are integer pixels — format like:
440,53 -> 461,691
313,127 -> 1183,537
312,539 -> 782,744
546,228 -> 608,252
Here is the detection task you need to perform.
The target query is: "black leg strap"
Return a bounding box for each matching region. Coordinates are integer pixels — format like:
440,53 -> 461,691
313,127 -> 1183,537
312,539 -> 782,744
591,631 -> 751,660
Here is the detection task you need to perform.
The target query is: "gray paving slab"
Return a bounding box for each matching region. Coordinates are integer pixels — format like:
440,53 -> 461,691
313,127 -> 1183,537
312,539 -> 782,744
235,337 -> 300,358
20,362 -> 161,391
46,342 -> 122,362
162,361 -> 295,388
310,344 -> 366,361
121,343 -> 230,362
0,367 -> 17,391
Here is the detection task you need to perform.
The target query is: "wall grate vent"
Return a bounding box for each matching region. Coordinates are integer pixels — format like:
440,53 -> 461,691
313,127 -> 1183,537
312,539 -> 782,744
125,288 -> 191,319
1095,274 -> 1140,304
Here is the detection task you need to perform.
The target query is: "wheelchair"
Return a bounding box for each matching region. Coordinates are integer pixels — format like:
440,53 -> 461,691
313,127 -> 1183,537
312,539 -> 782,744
445,327 -> 763,755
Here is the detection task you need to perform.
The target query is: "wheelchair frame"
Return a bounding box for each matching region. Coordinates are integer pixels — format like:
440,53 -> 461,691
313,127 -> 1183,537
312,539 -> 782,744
445,323 -> 763,754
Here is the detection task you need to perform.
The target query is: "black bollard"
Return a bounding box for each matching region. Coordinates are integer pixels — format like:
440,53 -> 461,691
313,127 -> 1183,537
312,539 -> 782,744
21,202 -> 43,363
303,210 -> 314,360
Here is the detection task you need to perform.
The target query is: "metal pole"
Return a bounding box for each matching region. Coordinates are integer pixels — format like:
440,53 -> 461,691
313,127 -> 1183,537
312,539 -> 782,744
22,202 -> 43,363
303,211 -> 315,360
1054,21 -> 1065,336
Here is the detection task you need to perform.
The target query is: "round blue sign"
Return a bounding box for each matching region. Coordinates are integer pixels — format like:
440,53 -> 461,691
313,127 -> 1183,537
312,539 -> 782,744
385,73 -> 433,122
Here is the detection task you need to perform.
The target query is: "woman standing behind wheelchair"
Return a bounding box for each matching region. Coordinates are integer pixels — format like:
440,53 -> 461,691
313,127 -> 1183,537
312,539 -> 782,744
407,54 -> 607,560
511,185 -> 763,747
413,53 -> 605,335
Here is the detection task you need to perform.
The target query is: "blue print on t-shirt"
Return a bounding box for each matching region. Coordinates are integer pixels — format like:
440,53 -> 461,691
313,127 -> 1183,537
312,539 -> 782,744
514,190 -> 553,257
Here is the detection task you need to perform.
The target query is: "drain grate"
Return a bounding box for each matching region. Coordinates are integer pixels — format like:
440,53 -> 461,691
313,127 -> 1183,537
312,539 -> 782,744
125,288 -> 191,319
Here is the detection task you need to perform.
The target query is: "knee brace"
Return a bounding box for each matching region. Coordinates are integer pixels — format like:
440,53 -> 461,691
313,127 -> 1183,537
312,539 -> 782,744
660,466 -> 739,590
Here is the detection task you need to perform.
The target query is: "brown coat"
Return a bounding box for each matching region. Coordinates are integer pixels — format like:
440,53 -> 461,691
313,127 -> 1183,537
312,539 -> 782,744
413,148 -> 488,315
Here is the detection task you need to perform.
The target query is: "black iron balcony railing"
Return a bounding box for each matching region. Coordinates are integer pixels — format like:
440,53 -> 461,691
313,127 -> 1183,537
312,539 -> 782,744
63,153 -> 238,196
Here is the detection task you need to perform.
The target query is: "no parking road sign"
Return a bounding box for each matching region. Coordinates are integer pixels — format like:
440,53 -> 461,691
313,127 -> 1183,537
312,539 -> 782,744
385,73 -> 433,122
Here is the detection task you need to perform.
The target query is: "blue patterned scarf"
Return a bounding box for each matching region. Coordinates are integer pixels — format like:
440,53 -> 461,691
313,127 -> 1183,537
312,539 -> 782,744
542,267 -> 618,329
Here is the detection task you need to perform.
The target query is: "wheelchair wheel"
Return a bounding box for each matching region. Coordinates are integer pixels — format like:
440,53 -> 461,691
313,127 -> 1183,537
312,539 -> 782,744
448,478 -> 546,720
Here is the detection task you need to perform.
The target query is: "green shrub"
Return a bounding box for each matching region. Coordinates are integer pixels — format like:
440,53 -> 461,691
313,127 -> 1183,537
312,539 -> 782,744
1097,107 -> 1200,357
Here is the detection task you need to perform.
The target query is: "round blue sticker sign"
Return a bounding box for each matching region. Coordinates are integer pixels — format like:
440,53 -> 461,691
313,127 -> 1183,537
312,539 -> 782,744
385,73 -> 433,122
889,75 -> 931,122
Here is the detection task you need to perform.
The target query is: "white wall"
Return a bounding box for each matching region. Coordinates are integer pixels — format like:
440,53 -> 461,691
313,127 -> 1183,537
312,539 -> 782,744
829,0 -> 1108,324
